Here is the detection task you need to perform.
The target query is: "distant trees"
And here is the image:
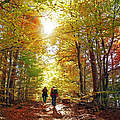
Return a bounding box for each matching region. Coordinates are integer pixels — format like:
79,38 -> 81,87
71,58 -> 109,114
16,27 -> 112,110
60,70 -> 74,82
54,0 -> 120,105
0,0 -> 119,107
0,0 -> 45,105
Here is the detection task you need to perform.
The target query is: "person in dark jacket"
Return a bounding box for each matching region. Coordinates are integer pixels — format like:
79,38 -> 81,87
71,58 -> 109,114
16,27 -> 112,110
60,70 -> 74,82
50,86 -> 58,108
42,87 -> 48,103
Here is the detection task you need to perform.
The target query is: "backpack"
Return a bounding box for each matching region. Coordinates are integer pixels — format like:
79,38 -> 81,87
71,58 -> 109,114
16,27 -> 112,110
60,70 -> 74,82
52,88 -> 58,94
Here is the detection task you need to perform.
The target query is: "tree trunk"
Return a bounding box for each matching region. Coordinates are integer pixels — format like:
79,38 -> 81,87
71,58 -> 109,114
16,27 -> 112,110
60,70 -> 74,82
111,52 -> 114,89
0,51 -> 7,103
75,41 -> 83,94
83,51 -> 87,94
17,70 -> 23,103
9,49 -> 19,104
6,51 -> 12,105
89,49 -> 98,92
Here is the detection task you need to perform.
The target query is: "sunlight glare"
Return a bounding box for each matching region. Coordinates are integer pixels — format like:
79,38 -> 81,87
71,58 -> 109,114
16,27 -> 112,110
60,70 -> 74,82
41,18 -> 57,35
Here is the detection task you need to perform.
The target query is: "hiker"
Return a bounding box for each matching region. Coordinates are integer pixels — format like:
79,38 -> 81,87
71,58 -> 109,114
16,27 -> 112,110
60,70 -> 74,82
50,86 -> 58,108
42,87 -> 48,103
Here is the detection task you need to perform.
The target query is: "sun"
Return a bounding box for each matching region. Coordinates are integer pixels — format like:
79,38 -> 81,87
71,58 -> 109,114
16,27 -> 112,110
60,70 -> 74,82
41,18 -> 58,35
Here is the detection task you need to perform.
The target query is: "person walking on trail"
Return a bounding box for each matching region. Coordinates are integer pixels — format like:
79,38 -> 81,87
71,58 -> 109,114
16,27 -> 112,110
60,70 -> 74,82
42,87 -> 48,103
50,86 -> 58,108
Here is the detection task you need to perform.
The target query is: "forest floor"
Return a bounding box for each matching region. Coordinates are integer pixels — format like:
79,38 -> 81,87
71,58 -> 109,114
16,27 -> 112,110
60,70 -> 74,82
0,100 -> 120,120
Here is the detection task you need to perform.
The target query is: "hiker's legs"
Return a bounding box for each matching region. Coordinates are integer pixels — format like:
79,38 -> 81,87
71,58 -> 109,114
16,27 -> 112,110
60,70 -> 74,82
52,95 -> 57,106
43,96 -> 46,103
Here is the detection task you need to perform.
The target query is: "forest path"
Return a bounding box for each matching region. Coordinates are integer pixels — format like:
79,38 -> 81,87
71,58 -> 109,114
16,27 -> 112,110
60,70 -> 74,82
24,101 -> 102,120
33,102 -> 73,120
0,101 -> 120,120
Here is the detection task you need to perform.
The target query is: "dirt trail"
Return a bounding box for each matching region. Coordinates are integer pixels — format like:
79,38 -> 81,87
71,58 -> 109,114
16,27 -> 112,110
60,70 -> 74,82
0,101 -> 120,120
32,102 -> 74,120
25,102 -> 102,120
